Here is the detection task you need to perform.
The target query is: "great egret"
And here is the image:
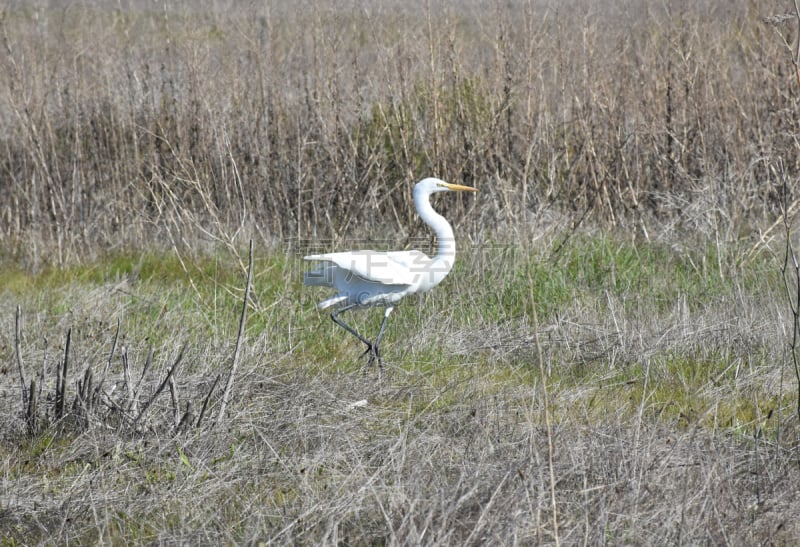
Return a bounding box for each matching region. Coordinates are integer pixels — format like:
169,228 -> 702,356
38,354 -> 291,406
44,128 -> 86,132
304,177 -> 478,366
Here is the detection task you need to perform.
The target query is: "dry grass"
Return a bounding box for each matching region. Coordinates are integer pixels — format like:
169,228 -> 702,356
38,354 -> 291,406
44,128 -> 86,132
10,373 -> 797,544
0,0 -> 797,266
2,0 -> 800,544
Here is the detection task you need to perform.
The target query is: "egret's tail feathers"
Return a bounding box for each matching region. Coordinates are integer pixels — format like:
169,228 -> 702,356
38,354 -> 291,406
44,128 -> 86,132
318,295 -> 348,310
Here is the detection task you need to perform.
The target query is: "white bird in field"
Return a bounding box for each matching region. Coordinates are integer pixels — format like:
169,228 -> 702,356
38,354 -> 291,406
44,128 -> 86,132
304,177 -> 478,367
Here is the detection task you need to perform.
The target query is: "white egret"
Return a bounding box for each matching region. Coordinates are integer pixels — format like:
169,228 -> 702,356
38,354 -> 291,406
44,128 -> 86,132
304,177 -> 478,366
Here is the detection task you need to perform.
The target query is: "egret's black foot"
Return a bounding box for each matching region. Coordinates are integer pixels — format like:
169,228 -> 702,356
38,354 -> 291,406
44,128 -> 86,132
360,344 -> 383,369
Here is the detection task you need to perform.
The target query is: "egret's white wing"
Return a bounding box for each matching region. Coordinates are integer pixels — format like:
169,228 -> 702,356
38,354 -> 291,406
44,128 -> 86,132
304,250 -> 431,286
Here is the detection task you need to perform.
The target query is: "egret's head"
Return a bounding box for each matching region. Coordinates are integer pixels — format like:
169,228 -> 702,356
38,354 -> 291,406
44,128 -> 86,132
414,177 -> 478,197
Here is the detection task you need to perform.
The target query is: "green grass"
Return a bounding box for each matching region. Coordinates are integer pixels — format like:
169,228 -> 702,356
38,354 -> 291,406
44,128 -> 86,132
2,235 -> 779,379
2,236 -> 782,358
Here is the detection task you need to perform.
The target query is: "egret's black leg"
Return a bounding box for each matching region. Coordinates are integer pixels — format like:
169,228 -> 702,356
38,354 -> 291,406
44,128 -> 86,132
330,304 -> 395,368
330,305 -> 372,349
331,304 -> 379,367
370,306 -> 394,368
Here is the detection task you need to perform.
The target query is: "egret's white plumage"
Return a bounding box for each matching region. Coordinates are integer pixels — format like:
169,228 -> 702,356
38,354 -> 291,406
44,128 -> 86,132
304,177 -> 477,366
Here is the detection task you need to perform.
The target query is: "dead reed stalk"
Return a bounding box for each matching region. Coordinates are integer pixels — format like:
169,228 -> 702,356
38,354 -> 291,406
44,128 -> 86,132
217,239 -> 254,426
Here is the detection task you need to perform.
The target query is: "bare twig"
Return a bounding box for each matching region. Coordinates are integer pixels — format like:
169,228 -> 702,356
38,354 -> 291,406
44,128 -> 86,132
777,1 -> 800,424
56,328 -> 71,420
26,380 -> 36,436
37,339 -> 47,408
77,366 -> 93,413
168,375 -> 180,428
135,345 -> 185,425
216,239 -> 254,426
197,373 -> 221,429
129,347 -> 155,415
779,162 -> 800,424
14,305 -> 27,410
122,346 -> 133,411
93,317 -> 120,402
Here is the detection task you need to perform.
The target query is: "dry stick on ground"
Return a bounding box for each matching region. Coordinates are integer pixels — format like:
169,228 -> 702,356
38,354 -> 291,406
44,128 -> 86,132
93,317 -> 120,403
14,305 -> 27,410
122,347 -> 133,411
37,340 -> 47,407
196,373 -> 221,428
129,348 -> 154,416
168,375 -> 180,428
26,380 -> 36,436
216,239 -> 254,426
527,269 -> 559,546
134,345 -> 185,426
77,366 -> 93,413
56,328 -> 71,420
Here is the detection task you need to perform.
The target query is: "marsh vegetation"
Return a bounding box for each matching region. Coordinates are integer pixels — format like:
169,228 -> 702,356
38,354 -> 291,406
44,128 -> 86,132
1,0 -> 800,543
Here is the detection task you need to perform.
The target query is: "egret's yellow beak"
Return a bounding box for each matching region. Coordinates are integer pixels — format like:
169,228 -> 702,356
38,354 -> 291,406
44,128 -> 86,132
442,182 -> 478,192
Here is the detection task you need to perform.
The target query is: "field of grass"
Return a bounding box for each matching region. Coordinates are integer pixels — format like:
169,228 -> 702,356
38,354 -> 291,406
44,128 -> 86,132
2,233 -> 798,544
2,0 -> 800,544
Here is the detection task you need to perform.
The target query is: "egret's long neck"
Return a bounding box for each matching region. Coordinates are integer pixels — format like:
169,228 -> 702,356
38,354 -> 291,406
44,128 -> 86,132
415,191 -> 456,268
